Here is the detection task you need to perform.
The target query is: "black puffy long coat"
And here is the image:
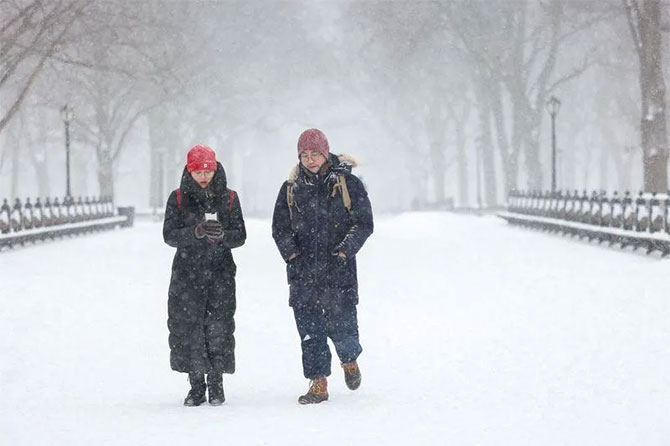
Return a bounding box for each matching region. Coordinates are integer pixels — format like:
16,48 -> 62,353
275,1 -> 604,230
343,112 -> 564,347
272,154 -> 373,307
163,162 -> 246,374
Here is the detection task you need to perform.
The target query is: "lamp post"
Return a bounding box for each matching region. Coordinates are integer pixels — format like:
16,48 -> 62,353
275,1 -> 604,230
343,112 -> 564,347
60,105 -> 74,200
545,96 -> 561,193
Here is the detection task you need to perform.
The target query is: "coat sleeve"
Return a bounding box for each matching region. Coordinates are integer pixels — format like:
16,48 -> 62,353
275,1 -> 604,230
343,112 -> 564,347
336,175 -> 374,258
272,181 -> 299,262
221,191 -> 246,249
163,190 -> 204,248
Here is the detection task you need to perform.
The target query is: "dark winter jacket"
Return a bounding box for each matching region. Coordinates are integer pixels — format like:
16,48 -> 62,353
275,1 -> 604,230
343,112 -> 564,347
272,154 -> 373,306
163,162 -> 246,373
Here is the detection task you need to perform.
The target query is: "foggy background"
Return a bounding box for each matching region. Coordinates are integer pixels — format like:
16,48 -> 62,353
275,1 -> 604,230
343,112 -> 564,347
1,0 -> 668,215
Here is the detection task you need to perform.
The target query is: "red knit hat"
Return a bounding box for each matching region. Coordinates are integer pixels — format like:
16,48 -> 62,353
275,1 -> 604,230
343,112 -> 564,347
186,145 -> 217,172
297,129 -> 329,159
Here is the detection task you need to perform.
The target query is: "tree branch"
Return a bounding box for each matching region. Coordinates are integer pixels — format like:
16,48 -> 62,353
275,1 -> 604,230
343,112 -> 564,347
0,0 -> 92,133
623,0 -> 643,55
112,103 -> 159,161
547,55 -> 594,92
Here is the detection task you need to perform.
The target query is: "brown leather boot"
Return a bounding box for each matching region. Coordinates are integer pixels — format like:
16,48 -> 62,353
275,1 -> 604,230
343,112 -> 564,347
342,361 -> 361,390
298,377 -> 329,404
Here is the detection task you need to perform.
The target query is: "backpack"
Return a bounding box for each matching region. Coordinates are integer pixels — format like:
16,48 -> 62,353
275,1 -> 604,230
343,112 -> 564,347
175,188 -> 235,213
286,175 -> 351,221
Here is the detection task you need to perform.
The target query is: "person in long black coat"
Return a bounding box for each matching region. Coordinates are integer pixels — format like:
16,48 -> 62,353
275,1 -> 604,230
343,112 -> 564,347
163,144 -> 246,406
272,129 -> 373,404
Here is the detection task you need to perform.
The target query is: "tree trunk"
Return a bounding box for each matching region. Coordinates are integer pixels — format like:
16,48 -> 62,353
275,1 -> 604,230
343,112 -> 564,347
481,128 -> 498,206
582,133 -> 594,188
561,132 -> 576,192
430,141 -> 446,203
599,145 -> 609,191
524,117 -> 544,191
455,123 -> 469,206
148,108 -> 167,209
474,79 -> 498,207
98,149 -> 114,199
165,109 -> 182,192
32,108 -> 51,198
627,0 -> 669,192
406,143 -> 428,209
639,0 -> 668,192
611,146 -> 635,192
490,80 -> 518,194
425,97 -> 448,203
10,125 -> 19,199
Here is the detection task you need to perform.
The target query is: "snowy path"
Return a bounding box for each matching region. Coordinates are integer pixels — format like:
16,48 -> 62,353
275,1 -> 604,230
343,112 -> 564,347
1,212 -> 669,445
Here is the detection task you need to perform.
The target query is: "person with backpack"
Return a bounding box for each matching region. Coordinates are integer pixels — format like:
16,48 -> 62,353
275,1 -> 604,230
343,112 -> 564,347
272,128 -> 374,404
163,144 -> 246,406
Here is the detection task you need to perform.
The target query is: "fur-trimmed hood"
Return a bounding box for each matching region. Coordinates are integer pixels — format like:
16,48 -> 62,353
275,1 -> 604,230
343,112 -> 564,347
288,154 -> 359,182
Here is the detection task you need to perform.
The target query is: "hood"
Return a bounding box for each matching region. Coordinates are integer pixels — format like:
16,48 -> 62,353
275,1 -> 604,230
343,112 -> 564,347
179,161 -> 228,197
288,154 -> 359,182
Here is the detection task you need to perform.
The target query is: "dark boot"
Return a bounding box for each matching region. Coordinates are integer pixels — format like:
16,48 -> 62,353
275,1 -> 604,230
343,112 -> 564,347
298,377 -> 328,405
207,373 -> 225,406
342,361 -> 361,390
183,372 -> 206,407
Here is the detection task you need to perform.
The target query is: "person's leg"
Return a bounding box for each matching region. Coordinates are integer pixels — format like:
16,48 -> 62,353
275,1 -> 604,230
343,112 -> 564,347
205,275 -> 236,374
324,295 -> 362,390
293,302 -> 331,379
206,372 -> 224,405
293,300 -> 330,404
168,279 -> 210,373
325,298 -> 362,364
184,372 -> 206,406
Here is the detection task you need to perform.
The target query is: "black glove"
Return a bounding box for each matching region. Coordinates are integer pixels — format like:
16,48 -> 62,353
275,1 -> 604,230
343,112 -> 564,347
194,221 -> 207,239
204,220 -> 224,243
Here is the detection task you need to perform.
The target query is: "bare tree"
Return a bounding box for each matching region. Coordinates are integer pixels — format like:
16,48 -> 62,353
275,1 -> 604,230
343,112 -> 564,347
445,0 -> 609,193
55,0 -> 192,199
445,88 -> 472,206
337,1 -> 457,205
0,0 -> 91,134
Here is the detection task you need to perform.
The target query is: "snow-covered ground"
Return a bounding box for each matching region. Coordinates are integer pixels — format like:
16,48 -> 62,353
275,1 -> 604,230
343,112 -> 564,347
1,212 -> 669,445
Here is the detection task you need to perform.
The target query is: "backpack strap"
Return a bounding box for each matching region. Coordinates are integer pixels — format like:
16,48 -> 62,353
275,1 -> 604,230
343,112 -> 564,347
286,182 -> 295,221
175,188 -> 182,212
331,176 -> 351,213
286,176 -> 351,222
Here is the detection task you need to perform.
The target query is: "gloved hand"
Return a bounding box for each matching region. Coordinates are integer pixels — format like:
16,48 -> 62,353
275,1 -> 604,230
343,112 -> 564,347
204,220 -> 224,243
194,221 -> 208,239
